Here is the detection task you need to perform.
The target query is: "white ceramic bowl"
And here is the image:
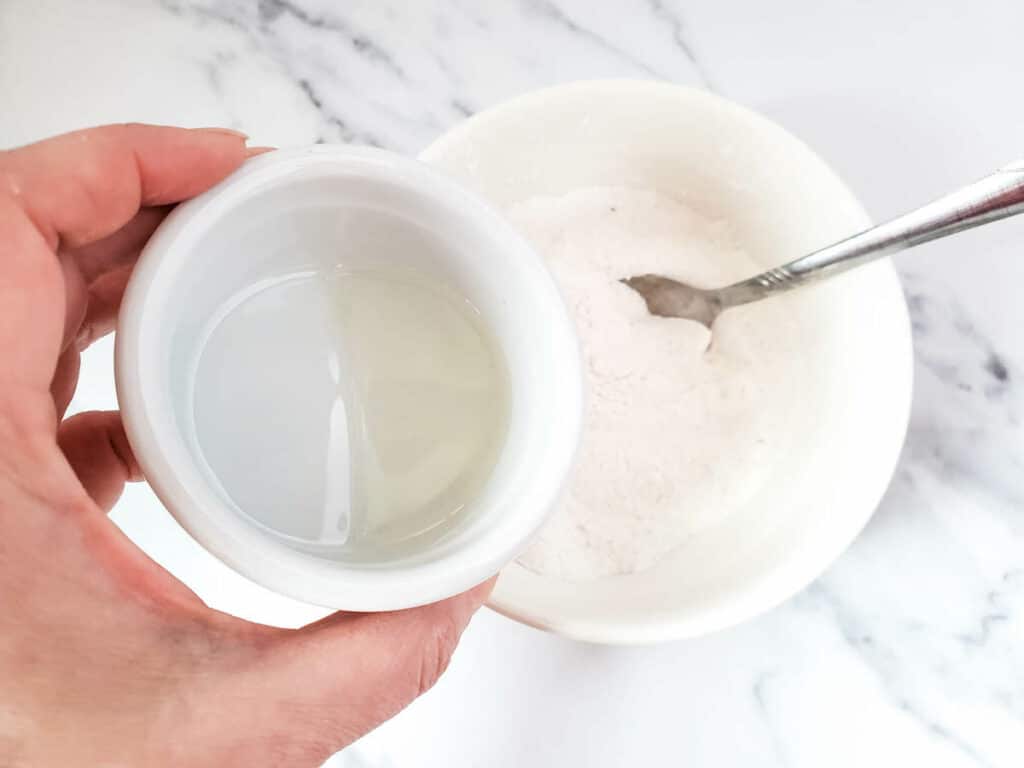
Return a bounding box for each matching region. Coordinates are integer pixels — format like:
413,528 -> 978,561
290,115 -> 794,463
115,146 -> 583,611
422,80 -> 913,644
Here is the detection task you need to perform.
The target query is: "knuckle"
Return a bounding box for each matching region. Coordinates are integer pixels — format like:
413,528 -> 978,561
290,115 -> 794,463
415,614 -> 461,696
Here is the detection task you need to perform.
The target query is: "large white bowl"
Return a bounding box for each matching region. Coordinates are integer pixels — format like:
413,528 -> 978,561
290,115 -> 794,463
422,80 -> 913,644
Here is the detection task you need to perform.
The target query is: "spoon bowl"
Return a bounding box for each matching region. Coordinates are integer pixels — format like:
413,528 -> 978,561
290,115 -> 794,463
621,274 -> 721,327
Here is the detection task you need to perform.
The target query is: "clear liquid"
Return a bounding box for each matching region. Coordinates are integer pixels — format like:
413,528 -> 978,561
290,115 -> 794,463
191,267 -> 509,561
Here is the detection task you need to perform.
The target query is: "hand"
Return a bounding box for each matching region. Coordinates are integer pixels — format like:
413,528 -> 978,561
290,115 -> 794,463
0,124 -> 493,767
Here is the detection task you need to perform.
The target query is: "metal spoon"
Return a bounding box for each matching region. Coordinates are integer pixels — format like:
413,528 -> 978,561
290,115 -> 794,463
622,161 -> 1024,327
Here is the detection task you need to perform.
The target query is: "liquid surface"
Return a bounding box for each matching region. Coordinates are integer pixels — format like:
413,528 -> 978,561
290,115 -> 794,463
191,267 -> 508,560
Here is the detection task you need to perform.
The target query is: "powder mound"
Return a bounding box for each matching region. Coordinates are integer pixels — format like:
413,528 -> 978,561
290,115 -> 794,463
509,187 -> 810,581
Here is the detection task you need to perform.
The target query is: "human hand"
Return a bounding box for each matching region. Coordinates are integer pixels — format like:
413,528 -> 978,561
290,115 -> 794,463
0,124 -> 494,767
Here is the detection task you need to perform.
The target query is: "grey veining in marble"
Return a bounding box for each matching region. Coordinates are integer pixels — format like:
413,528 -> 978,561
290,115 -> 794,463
1,0 -> 1022,766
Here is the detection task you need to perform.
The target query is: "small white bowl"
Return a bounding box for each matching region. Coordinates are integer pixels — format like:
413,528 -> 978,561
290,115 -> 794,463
422,81 -> 913,644
115,146 -> 583,611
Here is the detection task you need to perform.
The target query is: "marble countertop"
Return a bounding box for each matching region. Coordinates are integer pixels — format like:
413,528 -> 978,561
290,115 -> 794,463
3,1 -> 1023,765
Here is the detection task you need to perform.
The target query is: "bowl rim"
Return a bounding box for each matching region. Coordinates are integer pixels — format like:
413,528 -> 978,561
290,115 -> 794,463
421,79 -> 914,644
115,144 -> 584,612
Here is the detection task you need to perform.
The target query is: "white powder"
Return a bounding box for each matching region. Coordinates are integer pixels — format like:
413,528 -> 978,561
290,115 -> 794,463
509,187 -> 819,581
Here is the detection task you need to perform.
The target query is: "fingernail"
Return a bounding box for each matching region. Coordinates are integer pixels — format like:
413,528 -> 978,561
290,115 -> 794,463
246,146 -> 276,157
194,127 -> 249,140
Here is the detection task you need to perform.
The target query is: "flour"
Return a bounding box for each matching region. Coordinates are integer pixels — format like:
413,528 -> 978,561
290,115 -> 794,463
509,187 -> 816,580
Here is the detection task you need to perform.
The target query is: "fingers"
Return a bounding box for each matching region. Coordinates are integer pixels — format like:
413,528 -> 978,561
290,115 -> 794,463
62,207 -> 169,352
2,124 -> 248,249
57,411 -> 142,512
58,251 -> 89,352
0,125 -> 249,392
52,206 -> 171,356
63,205 -> 170,286
50,346 -> 81,419
215,579 -> 495,763
74,265 -> 133,350
52,220 -> 146,413
0,197 -> 66,388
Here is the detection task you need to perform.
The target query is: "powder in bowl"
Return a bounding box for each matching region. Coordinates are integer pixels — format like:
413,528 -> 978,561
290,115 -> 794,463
509,187 -> 822,581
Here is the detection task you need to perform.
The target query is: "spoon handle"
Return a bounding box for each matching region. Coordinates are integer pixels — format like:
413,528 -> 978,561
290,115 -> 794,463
721,160 -> 1024,305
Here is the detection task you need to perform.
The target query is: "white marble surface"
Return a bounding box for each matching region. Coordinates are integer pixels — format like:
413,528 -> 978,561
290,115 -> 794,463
3,1 -> 1024,765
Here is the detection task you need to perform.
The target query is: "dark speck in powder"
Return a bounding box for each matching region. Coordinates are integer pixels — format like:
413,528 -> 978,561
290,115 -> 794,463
985,354 -> 1010,382
609,206 -> 617,212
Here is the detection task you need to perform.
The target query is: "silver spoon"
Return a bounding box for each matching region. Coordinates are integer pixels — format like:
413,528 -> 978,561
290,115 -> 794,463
622,161 -> 1024,327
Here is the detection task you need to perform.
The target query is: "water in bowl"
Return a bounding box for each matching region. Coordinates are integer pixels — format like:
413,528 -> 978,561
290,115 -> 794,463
190,266 -> 509,561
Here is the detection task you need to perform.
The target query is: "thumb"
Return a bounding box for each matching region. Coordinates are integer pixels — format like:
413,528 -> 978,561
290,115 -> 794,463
198,579 -> 496,765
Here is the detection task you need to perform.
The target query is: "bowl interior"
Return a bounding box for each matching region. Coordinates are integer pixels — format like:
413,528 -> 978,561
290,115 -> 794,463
117,147 -> 582,609
422,81 -> 913,642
